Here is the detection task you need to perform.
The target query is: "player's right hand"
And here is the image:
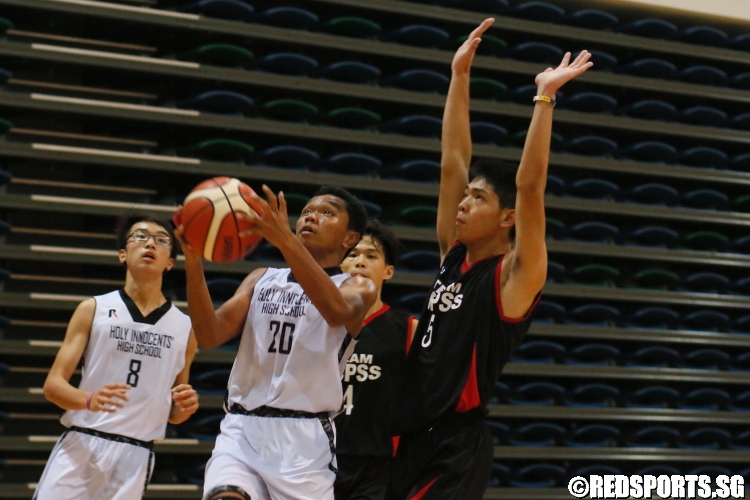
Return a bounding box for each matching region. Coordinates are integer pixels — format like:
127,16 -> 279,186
88,383 -> 130,412
451,18 -> 494,75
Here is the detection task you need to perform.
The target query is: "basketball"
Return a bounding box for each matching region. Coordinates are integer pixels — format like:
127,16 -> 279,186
178,177 -> 264,263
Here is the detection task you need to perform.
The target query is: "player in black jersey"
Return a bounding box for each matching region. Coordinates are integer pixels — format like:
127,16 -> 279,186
388,19 -> 593,500
335,220 -> 418,500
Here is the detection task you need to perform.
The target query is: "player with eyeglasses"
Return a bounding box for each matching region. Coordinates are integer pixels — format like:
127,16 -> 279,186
35,214 -> 200,500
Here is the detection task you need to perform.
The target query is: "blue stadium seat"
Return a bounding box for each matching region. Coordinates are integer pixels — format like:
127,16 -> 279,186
381,159 -> 441,182
679,65 -> 728,86
257,145 -> 319,169
619,141 -> 678,163
731,352 -> 750,372
731,72 -> 750,90
680,428 -> 731,450
391,292 -> 428,314
734,276 -> 750,295
565,343 -> 620,365
207,278 -> 241,299
730,390 -> 750,412
507,381 -> 565,406
731,153 -> 750,171
735,315 -> 750,335
568,222 -> 620,242
0,315 -> 10,327
189,368 -> 231,394
380,25 -> 450,48
506,42 -> 564,65
564,383 -> 620,407
563,136 -> 618,156
562,92 -> 618,113
259,53 -> 318,75
681,272 -> 730,292
625,346 -> 679,367
573,50 -> 618,71
177,44 -> 255,69
679,26 -> 728,46
729,113 -> 750,131
682,348 -> 730,370
382,69 -> 449,93
252,241 -> 283,262
317,61 -> 381,83
564,424 -> 620,448
488,463 -> 510,488
678,388 -> 731,411
688,466 -> 734,483
625,386 -> 680,408
0,68 -> 11,85
730,431 -> 750,450
176,0 -> 254,21
680,189 -> 729,209
563,9 -> 618,30
379,115 -> 442,138
507,1 -> 565,23
733,33 -> 750,51
470,122 -> 507,145
625,426 -> 680,448
178,414 -> 223,441
508,464 -> 567,488
254,7 -> 318,29
486,421 -> 509,445
511,340 -> 565,364
176,91 -> 254,116
546,175 -> 565,195
626,183 -> 679,204
509,422 -> 566,447
574,465 -> 622,477
567,178 -> 619,199
621,99 -> 678,121
679,106 -> 727,127
546,261 -> 566,281
684,310 -> 731,331
617,18 -> 677,39
316,153 -> 380,175
679,147 -> 728,168
489,382 -> 509,404
569,304 -> 620,324
441,0 -> 509,13
629,225 -> 679,247
616,58 -> 677,79
360,200 -> 383,217
733,235 -> 750,253
399,250 -> 441,272
636,465 -> 681,476
532,300 -> 566,323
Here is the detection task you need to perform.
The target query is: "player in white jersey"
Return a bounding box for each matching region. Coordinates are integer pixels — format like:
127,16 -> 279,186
35,214 -> 199,500
175,185 -> 377,500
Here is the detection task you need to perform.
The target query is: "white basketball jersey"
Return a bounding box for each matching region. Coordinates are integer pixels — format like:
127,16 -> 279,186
61,290 -> 191,441
226,268 -> 356,414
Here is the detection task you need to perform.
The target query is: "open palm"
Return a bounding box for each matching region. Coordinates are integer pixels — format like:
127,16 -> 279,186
452,18 -> 494,74
535,50 -> 593,95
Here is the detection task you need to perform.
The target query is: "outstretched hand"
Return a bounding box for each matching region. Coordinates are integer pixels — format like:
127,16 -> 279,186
242,185 -> 293,249
535,50 -> 593,96
172,206 -> 202,260
452,18 -> 494,75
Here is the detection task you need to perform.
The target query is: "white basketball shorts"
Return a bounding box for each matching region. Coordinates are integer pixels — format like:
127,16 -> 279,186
33,428 -> 154,500
203,413 -> 337,500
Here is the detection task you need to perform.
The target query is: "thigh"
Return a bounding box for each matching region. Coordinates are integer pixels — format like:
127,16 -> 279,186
347,457 -> 390,500
387,430 -> 435,500
34,432 -> 96,500
203,415 -> 267,500
105,446 -> 153,500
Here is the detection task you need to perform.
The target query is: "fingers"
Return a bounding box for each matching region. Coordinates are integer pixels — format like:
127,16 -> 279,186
557,51 -> 571,68
469,17 -> 494,40
262,184 -> 278,212
249,187 -> 271,215
571,50 -> 591,68
278,191 -> 288,216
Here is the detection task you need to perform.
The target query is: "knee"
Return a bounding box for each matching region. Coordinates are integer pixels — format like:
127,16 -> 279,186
206,485 -> 252,500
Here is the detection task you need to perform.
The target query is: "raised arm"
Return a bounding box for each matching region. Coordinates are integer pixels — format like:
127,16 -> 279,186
43,298 -> 130,412
175,216 -> 267,350
246,186 -> 376,337
437,18 -> 495,259
502,51 -> 593,318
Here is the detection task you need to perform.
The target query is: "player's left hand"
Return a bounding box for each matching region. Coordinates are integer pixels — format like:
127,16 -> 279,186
171,384 -> 199,415
242,185 -> 293,249
534,50 -> 593,97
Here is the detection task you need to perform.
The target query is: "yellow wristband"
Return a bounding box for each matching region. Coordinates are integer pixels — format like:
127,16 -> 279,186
533,95 -> 556,106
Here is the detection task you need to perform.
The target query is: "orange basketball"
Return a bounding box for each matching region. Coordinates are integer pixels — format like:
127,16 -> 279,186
178,177 -> 264,263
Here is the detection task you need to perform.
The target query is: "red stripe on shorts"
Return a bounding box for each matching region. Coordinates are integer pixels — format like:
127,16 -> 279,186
410,477 -> 439,500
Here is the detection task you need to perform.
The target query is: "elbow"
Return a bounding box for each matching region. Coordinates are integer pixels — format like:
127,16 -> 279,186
42,378 -> 56,403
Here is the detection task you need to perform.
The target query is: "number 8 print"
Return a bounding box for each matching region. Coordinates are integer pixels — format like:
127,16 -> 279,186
127,359 -> 141,387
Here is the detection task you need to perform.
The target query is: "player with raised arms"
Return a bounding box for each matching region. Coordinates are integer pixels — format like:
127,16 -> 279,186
175,185 -> 376,500
35,214 -> 199,500
388,19 -> 593,499
334,219 -> 418,500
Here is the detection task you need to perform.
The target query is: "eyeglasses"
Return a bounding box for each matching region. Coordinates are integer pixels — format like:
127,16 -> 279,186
127,229 -> 172,247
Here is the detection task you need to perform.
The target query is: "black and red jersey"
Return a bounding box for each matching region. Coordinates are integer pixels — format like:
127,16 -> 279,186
335,305 -> 415,457
391,242 -> 539,435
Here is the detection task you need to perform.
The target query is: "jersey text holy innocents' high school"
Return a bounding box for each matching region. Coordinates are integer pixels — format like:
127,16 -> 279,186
109,325 -> 173,358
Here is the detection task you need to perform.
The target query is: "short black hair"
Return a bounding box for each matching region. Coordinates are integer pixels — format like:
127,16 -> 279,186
116,213 -> 178,260
311,186 -> 368,236
469,159 -> 518,209
362,219 -> 401,266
